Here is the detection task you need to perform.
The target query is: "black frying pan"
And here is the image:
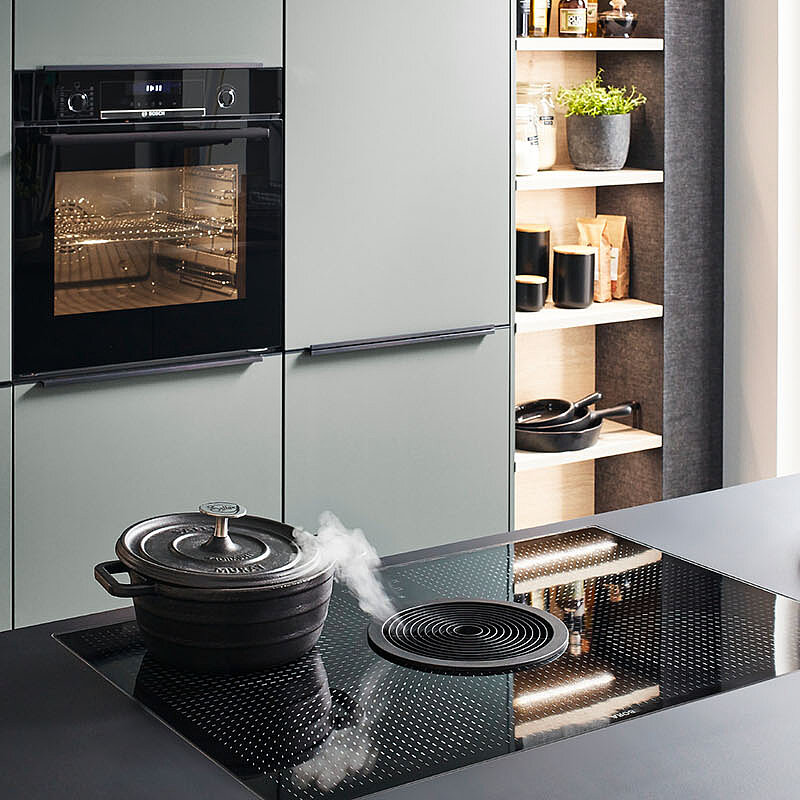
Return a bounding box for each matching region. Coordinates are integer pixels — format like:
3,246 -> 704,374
516,402 -> 636,452
515,392 -> 602,427
517,402 -> 637,433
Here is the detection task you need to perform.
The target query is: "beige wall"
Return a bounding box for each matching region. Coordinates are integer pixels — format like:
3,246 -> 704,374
724,0 -> 800,484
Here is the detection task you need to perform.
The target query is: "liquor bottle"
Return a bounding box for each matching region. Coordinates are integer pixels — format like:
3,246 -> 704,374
586,0 -> 598,36
558,0 -> 588,37
530,0 -> 551,36
517,0 -> 532,37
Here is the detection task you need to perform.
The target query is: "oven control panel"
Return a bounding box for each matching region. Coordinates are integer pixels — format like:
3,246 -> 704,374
57,80 -> 96,119
15,67 -> 282,124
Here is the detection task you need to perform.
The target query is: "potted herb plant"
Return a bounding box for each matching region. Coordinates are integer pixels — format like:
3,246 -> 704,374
556,70 -> 647,171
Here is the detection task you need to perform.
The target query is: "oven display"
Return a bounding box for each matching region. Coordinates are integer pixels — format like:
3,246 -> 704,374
101,79 -> 204,111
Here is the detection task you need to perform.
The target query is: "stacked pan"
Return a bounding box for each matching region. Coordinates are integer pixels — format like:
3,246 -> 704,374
515,392 -> 640,452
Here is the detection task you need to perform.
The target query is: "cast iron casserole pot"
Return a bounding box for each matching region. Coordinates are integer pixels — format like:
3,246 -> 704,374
94,502 -> 334,673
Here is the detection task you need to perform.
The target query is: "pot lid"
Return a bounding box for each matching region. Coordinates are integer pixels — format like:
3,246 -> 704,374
116,502 -> 331,589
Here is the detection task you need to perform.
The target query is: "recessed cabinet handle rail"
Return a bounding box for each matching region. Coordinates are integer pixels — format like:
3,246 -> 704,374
43,127 -> 271,147
36,351 -> 264,388
309,325 -> 497,356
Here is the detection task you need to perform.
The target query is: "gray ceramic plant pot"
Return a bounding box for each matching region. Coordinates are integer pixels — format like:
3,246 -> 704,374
566,113 -> 631,171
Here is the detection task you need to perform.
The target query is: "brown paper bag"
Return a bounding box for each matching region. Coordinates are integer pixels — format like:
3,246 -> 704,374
577,217 -> 612,302
597,214 -> 630,299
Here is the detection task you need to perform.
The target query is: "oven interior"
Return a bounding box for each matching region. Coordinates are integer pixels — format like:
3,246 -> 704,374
53,163 -> 243,316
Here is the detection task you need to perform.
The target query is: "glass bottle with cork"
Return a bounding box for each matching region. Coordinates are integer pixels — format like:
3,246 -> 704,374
586,1 -> 599,36
558,0 -> 588,37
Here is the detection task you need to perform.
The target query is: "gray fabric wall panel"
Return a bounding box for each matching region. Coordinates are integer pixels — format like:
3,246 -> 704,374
597,52 -> 664,172
596,450 -> 663,514
597,184 -> 664,304
598,1 -> 723,505
625,0 -> 664,38
663,0 -> 724,498
595,182 -> 665,511
596,317 -> 664,435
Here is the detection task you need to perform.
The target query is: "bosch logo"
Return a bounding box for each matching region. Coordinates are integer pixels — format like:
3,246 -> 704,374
141,109 -> 166,118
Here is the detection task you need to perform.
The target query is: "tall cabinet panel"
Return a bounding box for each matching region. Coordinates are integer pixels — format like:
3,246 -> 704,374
13,356 -> 282,628
284,331 -> 511,555
0,387 -> 10,631
14,0 -> 282,69
285,0 -> 511,349
1,0 -> 10,382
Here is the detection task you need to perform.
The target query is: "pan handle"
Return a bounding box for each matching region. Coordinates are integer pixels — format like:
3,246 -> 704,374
574,392 -> 603,410
94,560 -> 156,598
590,402 -> 640,424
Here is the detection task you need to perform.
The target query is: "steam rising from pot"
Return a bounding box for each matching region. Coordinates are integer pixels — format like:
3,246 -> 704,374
294,512 -> 396,621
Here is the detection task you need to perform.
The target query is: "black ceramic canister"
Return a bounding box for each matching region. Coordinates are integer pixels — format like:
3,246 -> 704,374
516,224 -> 551,296
553,245 -> 595,309
516,275 -> 547,312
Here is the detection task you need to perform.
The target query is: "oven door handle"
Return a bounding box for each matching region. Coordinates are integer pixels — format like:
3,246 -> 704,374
36,351 -> 265,388
41,127 -> 271,147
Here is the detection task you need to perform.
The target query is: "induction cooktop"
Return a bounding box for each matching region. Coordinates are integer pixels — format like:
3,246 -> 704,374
57,527 -> 800,800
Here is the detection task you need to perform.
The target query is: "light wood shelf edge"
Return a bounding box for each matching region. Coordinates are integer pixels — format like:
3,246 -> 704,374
516,299 -> 663,334
514,547 -> 662,593
515,419 -> 663,471
516,167 -> 664,191
516,37 -> 664,52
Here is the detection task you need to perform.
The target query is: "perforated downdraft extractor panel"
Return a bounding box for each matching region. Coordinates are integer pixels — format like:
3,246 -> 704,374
368,599 -> 569,673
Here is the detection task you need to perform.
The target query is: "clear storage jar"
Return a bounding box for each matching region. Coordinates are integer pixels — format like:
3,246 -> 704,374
515,104 -> 540,176
518,83 -> 557,170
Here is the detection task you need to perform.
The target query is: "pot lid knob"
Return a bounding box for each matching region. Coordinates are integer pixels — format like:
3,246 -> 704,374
199,501 -> 247,540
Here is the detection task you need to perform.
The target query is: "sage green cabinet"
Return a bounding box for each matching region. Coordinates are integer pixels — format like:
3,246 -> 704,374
0,387 -> 10,631
13,356 -> 282,628
284,0 -> 511,349
284,330 -> 511,555
14,0 -> 282,69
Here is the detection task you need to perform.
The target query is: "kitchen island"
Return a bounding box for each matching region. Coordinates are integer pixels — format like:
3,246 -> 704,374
3,476 -> 800,799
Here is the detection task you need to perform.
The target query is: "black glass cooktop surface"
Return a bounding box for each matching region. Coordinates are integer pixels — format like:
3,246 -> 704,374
57,527 -> 800,799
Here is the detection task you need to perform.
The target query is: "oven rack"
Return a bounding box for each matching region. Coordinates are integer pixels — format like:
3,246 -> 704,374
55,210 -> 237,248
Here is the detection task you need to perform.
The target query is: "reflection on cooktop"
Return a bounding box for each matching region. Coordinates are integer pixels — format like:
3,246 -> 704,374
57,527 -> 800,800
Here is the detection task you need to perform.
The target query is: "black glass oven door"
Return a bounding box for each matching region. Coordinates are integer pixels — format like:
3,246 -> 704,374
13,121 -> 283,377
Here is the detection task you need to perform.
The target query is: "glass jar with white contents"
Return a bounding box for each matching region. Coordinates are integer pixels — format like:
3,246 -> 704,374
515,104 -> 539,176
517,83 -> 557,170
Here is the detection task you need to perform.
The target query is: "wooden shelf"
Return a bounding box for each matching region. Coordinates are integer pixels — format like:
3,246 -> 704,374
516,299 -> 663,334
515,419 -> 662,472
515,547 -> 662,593
516,37 -> 664,52
516,166 -> 664,191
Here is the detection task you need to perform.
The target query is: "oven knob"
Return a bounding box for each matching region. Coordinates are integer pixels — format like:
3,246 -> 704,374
217,87 -> 236,109
67,92 -> 89,113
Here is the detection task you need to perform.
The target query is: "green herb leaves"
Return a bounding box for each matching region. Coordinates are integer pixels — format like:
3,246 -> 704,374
556,70 -> 647,117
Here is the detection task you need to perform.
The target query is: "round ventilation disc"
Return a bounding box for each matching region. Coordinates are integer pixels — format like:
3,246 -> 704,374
367,599 -> 569,674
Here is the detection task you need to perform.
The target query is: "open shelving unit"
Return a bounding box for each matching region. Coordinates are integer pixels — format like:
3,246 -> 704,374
515,420 -> 663,472
512,4 -> 673,530
516,298 -> 663,334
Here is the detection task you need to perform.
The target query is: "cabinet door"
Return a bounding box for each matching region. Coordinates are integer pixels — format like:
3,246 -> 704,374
285,0 -> 511,349
14,0 -> 282,69
13,356 -> 282,628
0,0 -> 10,382
284,330 -> 511,555
0,387 -> 10,631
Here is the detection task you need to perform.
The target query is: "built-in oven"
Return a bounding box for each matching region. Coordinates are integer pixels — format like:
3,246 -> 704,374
13,66 -> 283,380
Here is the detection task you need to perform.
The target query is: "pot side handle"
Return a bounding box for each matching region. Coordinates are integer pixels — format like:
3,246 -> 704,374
94,560 -> 156,598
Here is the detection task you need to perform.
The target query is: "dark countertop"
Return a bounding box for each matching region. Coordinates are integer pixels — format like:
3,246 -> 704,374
4,476 -> 800,799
